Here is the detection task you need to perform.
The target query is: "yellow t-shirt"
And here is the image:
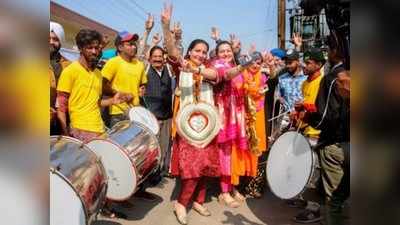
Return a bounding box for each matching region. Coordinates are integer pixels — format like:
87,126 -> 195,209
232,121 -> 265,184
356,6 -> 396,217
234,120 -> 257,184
101,56 -> 147,115
57,61 -> 104,133
301,75 -> 323,137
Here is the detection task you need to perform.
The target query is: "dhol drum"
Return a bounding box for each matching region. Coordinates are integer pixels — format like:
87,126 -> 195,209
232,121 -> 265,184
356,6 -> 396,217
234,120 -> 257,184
266,131 -> 319,199
86,120 -> 161,201
128,106 -> 160,135
50,136 -> 107,225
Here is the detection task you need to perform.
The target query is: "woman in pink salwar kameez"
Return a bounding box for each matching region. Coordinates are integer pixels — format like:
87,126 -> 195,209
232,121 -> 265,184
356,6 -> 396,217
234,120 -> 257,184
211,41 -> 253,207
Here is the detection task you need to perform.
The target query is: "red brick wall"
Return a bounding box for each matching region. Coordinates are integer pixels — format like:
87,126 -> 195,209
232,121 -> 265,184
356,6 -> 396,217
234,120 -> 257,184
50,1 -> 117,48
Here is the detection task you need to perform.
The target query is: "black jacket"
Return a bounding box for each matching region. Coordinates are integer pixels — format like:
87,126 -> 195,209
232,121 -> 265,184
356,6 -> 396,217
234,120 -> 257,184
307,64 -> 350,145
144,65 -> 173,120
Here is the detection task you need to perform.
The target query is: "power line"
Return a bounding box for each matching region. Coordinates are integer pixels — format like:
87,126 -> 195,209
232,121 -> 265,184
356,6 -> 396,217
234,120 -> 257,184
114,0 -> 147,21
129,0 -> 149,15
73,0 -> 133,32
240,28 -> 274,40
98,0 -> 143,31
122,0 -> 148,20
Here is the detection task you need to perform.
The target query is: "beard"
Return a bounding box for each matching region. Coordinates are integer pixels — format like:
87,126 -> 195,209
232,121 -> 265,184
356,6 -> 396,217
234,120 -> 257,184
86,52 -> 102,69
49,44 -> 61,59
288,68 -> 296,74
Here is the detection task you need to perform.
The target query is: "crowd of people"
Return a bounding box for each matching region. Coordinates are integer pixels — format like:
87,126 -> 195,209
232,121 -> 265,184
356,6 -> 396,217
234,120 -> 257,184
50,3 -> 350,225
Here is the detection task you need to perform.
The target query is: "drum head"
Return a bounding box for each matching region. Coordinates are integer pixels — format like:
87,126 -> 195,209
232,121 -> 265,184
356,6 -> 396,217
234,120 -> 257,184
86,139 -> 137,201
50,171 -> 86,225
266,131 -> 314,199
128,106 -> 160,135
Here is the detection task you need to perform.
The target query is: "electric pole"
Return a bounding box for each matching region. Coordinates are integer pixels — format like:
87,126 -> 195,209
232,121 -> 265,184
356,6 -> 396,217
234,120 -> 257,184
278,0 -> 286,49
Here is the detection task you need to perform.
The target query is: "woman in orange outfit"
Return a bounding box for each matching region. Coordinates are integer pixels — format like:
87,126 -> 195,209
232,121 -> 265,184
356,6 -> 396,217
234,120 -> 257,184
231,52 -> 268,198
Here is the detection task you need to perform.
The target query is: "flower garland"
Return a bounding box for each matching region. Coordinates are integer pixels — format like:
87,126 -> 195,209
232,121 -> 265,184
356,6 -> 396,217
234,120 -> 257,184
242,69 -> 263,156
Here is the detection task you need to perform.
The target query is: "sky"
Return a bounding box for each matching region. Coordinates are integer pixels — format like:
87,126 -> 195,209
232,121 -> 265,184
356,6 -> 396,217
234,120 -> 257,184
52,0 -> 296,52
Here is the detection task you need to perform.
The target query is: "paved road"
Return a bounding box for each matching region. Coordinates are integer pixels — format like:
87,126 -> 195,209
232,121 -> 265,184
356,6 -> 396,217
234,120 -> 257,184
92,177 -> 333,225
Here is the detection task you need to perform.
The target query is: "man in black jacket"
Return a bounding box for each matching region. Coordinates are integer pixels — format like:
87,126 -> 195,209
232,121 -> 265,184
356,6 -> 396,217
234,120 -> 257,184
294,43 -> 350,225
144,46 -> 175,176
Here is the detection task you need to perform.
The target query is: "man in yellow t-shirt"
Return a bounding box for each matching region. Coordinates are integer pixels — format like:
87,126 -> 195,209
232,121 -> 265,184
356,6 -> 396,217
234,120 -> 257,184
57,29 -> 126,142
102,31 -> 147,126
293,48 -> 326,142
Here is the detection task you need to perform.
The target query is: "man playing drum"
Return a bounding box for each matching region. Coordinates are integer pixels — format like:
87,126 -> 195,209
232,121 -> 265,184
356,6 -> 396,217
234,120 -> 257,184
293,42 -> 350,224
101,31 -> 147,127
102,30 -> 162,203
289,48 -> 326,223
56,29 -> 127,142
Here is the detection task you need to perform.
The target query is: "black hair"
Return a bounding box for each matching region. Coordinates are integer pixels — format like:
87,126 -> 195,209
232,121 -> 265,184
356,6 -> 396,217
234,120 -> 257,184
75,29 -> 103,50
327,34 -> 345,60
215,40 -> 233,55
114,36 -> 123,49
184,39 -> 209,59
149,45 -> 165,57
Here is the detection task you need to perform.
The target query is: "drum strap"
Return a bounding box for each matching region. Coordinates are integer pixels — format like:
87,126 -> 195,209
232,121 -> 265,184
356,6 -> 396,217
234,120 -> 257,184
315,78 -> 337,129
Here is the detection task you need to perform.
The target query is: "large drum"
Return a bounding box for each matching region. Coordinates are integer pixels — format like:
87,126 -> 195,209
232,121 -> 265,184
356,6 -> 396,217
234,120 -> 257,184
266,131 -> 318,199
50,136 -> 107,225
86,120 -> 161,201
128,106 -> 160,136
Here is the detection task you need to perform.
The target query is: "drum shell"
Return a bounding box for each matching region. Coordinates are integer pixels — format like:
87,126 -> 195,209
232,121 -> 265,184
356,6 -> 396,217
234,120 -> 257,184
106,120 -> 161,186
128,106 -> 160,135
50,136 -> 107,222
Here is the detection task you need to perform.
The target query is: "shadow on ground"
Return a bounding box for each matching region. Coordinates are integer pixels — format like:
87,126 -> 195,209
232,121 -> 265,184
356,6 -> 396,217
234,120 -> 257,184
221,211 -> 265,225
108,191 -> 164,221
246,186 -> 325,225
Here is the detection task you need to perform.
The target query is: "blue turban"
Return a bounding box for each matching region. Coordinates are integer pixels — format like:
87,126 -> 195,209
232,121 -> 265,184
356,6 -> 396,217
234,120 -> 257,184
270,48 -> 286,59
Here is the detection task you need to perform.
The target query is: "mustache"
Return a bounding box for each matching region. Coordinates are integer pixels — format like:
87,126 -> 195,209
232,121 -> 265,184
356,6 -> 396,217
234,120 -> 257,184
49,44 -> 60,53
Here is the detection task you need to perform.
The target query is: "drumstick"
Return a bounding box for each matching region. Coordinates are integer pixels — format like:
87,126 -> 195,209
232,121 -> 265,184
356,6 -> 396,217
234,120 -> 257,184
267,109 -> 290,122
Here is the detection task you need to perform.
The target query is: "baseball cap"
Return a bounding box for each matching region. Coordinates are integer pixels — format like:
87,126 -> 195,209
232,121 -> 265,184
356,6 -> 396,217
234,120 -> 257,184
303,48 -> 326,64
118,31 -> 139,42
283,49 -> 300,61
115,31 -> 139,47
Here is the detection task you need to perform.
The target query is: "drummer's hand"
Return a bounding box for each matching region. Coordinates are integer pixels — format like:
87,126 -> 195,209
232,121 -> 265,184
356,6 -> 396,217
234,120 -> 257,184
119,92 -> 133,102
298,111 -> 306,120
125,93 -> 134,102
294,101 -> 304,111
289,111 -> 298,121
112,92 -> 125,105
